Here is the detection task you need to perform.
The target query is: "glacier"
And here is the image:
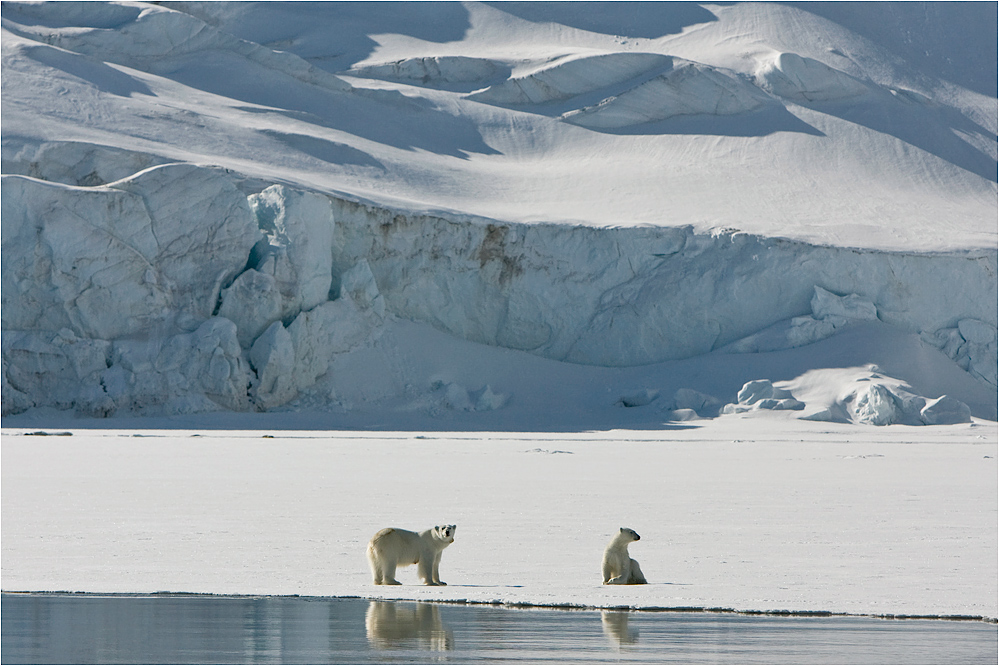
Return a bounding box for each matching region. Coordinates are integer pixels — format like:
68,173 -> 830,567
1,1 -> 996,427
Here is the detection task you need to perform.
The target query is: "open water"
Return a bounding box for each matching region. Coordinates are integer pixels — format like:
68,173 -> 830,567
2,593 -> 996,664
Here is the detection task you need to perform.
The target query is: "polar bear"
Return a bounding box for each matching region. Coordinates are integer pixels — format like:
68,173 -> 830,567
366,524 -> 456,585
602,527 -> 647,585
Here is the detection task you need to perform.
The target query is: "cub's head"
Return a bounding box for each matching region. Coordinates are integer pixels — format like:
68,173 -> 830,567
434,524 -> 457,544
620,527 -> 640,541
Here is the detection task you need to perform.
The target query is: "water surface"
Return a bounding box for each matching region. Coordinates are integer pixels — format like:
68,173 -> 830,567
2,593 -> 995,664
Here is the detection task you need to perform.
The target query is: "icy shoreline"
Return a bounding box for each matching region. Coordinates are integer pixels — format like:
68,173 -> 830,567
2,592 -> 994,624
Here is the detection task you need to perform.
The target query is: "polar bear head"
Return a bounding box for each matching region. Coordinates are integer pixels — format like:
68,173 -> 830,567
620,527 -> 640,542
433,524 -> 457,544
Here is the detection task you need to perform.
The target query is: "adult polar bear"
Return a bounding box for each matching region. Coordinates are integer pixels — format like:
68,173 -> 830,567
602,527 -> 648,584
367,524 -> 456,585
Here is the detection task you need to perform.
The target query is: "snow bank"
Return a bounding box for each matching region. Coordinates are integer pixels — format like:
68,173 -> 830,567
563,59 -> 772,128
755,52 -> 871,102
2,1 -> 352,94
467,52 -> 670,106
349,56 -> 507,90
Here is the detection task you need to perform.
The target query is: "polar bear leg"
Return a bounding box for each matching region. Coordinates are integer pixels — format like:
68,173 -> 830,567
381,560 -> 402,585
417,550 -> 437,585
367,546 -> 402,585
627,558 -> 647,585
604,552 -> 631,584
431,551 -> 446,585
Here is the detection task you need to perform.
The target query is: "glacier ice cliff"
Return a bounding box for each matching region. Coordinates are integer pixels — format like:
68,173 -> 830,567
2,163 -> 996,420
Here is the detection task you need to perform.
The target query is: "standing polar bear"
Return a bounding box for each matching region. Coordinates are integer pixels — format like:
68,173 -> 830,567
602,527 -> 648,585
366,524 -> 456,585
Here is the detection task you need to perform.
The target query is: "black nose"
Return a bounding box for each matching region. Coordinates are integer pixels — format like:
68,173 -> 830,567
635,535 -> 640,540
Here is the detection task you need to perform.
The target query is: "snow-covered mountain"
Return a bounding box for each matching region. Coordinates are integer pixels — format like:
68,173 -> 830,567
2,1 -> 996,427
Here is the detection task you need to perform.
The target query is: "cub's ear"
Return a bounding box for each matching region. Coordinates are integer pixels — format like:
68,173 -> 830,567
620,527 -> 627,532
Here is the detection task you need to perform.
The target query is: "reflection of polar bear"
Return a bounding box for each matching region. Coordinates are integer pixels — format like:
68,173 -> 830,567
366,524 -> 456,585
602,528 -> 648,585
365,601 -> 454,651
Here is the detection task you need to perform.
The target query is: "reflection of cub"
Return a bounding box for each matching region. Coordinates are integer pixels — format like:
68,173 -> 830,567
365,601 -> 454,651
602,527 -> 648,585
366,524 -> 456,585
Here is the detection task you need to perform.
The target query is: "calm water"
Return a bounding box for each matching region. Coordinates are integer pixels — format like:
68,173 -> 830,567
2,593 -> 996,664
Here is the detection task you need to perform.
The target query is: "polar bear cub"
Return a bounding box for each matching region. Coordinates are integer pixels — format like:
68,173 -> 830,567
602,527 -> 648,585
367,524 -> 456,585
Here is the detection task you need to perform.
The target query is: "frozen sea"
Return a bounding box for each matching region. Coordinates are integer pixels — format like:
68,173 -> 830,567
2,420 -> 995,621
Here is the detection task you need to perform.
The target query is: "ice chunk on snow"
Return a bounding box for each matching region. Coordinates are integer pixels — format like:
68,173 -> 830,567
737,379 -> 793,404
920,395 -> 972,425
724,287 -> 878,354
443,382 -> 474,411
671,388 -> 722,416
439,382 -> 508,412
810,286 -> 878,321
723,379 -> 804,414
617,389 -> 659,408
474,385 -> 508,411
849,383 -> 899,425
666,408 -> 700,421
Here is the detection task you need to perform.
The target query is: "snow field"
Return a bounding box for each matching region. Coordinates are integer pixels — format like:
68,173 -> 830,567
2,421 -> 996,620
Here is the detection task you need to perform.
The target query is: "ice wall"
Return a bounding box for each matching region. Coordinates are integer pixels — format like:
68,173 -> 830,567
329,197 -> 996,368
2,164 -> 995,418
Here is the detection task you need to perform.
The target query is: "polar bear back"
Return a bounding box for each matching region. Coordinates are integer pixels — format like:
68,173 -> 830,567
370,527 -> 423,564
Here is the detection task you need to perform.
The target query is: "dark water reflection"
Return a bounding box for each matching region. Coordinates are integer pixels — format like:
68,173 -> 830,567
2,593 -> 996,664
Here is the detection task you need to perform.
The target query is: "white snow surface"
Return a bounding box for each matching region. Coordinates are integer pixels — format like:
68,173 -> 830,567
2,421 -> 996,619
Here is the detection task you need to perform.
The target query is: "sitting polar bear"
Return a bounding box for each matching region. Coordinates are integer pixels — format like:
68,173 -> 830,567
602,527 -> 648,585
366,524 -> 456,586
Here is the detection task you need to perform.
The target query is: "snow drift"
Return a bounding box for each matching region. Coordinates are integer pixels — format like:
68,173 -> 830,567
1,1 -> 996,426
